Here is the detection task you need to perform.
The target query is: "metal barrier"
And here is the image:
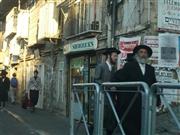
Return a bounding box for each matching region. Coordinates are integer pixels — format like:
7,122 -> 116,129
151,83 -> 180,135
70,83 -> 102,135
101,82 -> 151,135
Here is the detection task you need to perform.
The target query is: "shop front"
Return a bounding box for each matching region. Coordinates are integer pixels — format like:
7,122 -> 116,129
64,37 -> 100,123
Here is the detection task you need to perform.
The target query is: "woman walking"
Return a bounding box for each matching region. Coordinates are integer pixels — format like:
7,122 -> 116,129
27,70 -> 42,112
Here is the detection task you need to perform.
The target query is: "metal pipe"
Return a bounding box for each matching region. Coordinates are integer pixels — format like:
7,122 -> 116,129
148,0 -> 151,24
151,83 -> 180,132
75,92 -> 90,135
105,91 -> 126,135
72,83 -> 102,135
111,0 -> 117,47
160,94 -> 180,129
102,82 -> 151,135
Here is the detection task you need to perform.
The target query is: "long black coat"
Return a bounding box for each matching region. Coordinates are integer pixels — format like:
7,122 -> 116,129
0,77 -> 10,102
112,61 -> 156,135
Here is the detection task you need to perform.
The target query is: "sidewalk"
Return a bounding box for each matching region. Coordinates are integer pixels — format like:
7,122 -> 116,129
5,103 -> 70,135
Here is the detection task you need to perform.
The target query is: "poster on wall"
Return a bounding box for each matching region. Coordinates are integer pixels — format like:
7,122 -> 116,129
155,67 -> 180,103
158,0 -> 180,31
159,33 -> 180,67
118,37 -> 141,69
144,36 -> 159,66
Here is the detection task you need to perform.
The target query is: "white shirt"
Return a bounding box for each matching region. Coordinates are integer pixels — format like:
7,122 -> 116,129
106,61 -> 112,71
139,63 -> 145,75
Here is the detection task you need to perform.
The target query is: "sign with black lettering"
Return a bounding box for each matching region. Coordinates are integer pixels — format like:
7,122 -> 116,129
63,38 -> 97,54
158,0 -> 180,31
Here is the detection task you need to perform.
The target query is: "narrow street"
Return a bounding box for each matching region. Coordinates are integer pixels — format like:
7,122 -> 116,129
0,103 -> 70,135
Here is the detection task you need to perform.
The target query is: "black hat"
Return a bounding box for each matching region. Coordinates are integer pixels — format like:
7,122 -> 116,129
1,70 -> 8,75
133,45 -> 152,57
103,47 -> 121,55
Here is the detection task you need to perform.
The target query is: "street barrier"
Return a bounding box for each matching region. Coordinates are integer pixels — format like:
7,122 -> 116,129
70,83 -> 102,135
70,82 -> 152,135
151,83 -> 180,135
101,82 -> 151,135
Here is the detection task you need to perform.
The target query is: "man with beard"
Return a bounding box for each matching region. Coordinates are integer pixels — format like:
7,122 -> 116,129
94,47 -> 120,135
112,45 -> 160,135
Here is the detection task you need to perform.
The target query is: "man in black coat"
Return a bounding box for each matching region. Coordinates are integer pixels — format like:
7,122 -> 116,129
112,45 -> 160,135
0,70 -> 10,110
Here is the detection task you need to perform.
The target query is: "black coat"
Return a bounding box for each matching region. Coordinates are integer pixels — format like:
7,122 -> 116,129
0,77 -> 10,102
112,61 -> 156,135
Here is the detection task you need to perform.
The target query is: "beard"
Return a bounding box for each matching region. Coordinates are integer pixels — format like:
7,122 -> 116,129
135,56 -> 147,64
110,57 -> 116,65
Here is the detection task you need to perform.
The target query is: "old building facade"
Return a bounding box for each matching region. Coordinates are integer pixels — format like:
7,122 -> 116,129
0,0 -> 179,117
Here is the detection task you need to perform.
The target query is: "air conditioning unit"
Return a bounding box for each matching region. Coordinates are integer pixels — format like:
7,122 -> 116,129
5,7 -> 18,38
17,10 -> 29,39
91,21 -> 99,30
38,2 -> 59,41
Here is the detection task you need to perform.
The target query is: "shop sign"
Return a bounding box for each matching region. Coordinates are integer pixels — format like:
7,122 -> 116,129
158,0 -> 180,31
63,38 -> 97,54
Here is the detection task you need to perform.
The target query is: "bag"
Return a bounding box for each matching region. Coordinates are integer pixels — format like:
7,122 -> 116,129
21,93 -> 32,109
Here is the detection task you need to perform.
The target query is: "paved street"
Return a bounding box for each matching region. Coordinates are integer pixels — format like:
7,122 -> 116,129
0,103 -> 179,135
0,104 -> 70,135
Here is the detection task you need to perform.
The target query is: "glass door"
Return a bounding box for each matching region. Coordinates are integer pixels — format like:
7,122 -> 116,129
70,56 -> 89,120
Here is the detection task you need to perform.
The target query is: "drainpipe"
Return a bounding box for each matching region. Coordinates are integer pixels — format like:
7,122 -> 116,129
23,46 -> 27,91
94,0 -> 96,24
147,0 -> 151,25
111,0 -> 117,47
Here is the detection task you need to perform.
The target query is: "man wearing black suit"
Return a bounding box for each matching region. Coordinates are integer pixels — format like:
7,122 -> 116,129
94,47 -> 120,135
112,45 -> 160,135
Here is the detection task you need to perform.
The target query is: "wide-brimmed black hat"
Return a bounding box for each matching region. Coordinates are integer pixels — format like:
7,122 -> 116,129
1,70 -> 8,75
102,47 -> 120,55
133,45 -> 152,57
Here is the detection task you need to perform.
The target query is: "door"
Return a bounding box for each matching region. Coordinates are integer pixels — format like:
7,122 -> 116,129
70,56 -> 89,119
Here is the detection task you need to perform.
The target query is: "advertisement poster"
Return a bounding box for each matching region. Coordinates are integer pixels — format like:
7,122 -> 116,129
158,0 -> 180,31
144,36 -> 159,66
155,67 -> 180,103
118,37 -> 141,69
158,33 -> 180,67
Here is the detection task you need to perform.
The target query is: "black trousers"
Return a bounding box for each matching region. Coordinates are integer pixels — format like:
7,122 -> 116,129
30,90 -> 39,107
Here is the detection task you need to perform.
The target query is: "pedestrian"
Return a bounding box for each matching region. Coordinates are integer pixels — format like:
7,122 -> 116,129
94,47 -> 120,135
27,70 -> 42,112
10,73 -> 18,104
0,70 -> 10,111
112,45 -> 160,135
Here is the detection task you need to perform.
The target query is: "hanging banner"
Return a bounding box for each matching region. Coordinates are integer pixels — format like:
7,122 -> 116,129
118,37 -> 141,69
158,0 -> 180,31
144,36 -> 159,66
159,33 -> 180,67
